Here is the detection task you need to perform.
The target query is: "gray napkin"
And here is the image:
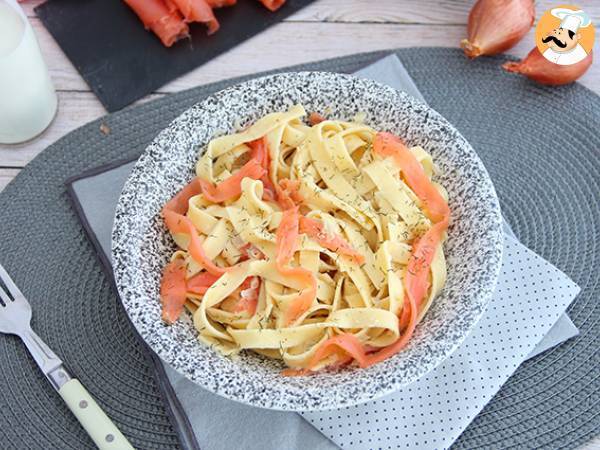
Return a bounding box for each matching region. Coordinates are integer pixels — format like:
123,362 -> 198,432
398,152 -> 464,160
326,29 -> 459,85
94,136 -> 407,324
68,55 -> 578,450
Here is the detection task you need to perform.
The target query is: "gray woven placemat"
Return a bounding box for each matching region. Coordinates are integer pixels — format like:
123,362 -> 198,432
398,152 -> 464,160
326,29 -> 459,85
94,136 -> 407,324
0,48 -> 598,450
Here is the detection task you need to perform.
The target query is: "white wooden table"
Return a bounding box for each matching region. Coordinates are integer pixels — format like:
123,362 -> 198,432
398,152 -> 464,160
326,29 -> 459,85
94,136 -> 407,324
0,0 -> 598,190
1,2 -> 599,448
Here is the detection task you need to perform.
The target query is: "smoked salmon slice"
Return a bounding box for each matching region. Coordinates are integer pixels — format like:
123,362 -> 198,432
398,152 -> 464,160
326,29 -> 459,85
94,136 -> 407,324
162,178 -> 202,218
276,207 -> 300,266
125,0 -> 286,48
123,0 -> 189,47
206,0 -> 237,7
187,271 -> 221,294
275,207 -> 317,324
258,0 -> 286,12
308,333 -> 368,369
276,179 -> 303,210
405,221 -> 447,309
164,0 -> 180,13
248,137 -> 277,201
299,216 -> 365,264
198,158 -> 265,203
160,259 -> 188,324
308,112 -> 326,125
362,293 -> 417,366
249,137 -> 302,208
162,179 -> 230,276
232,276 -> 260,314
373,132 -> 450,223
170,0 -> 220,34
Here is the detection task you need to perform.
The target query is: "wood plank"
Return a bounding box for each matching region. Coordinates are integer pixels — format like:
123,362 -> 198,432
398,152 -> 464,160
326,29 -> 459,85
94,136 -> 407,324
0,168 -> 20,193
30,19 -> 600,94
291,0 -> 600,23
21,0 -> 600,24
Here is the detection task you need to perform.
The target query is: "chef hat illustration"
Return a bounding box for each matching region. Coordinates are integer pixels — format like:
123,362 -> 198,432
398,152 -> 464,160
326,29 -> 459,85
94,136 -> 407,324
551,8 -> 592,33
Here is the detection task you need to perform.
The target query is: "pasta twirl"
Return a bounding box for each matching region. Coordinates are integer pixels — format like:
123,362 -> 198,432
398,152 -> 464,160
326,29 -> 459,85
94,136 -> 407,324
160,105 -> 450,372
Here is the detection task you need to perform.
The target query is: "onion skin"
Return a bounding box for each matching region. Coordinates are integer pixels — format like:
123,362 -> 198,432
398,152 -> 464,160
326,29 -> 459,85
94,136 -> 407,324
503,48 -> 593,85
461,0 -> 535,59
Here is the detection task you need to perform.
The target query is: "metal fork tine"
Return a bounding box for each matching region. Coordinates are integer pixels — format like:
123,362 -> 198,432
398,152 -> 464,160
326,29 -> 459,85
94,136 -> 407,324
0,284 -> 11,305
0,263 -> 25,300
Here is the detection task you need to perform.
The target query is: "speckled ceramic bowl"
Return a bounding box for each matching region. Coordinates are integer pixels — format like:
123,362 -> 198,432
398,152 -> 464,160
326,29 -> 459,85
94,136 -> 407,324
112,72 -> 503,411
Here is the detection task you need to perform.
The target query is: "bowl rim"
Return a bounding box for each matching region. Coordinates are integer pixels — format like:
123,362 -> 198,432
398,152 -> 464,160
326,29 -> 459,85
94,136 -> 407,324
112,71 -> 504,411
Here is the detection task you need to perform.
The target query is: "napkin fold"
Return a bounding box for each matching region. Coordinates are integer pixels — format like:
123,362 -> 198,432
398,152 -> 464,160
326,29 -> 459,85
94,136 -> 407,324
67,55 -> 579,450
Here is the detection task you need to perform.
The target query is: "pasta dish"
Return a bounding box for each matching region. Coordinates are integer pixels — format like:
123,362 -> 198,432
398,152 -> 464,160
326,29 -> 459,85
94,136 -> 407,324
159,104 -> 450,373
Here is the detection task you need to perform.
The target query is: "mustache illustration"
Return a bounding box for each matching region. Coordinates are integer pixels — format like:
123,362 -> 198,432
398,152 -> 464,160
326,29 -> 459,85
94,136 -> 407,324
542,35 -> 567,48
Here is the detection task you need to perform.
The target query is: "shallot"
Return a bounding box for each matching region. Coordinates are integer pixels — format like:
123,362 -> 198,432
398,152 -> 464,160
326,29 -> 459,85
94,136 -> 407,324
503,48 -> 593,85
461,0 -> 535,59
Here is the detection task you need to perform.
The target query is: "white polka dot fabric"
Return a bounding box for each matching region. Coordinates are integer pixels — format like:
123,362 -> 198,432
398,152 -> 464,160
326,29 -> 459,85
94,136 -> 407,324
301,233 -> 580,450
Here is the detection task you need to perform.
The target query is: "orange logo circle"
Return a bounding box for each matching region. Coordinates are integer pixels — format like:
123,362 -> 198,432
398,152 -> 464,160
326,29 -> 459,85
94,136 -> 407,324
535,4 -> 595,65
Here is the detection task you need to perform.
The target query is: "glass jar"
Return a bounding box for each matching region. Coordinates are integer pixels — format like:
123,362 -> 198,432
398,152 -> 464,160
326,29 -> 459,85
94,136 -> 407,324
0,0 -> 57,144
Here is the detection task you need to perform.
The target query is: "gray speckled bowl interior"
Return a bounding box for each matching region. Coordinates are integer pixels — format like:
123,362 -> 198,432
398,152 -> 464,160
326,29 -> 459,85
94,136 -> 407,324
112,72 -> 503,411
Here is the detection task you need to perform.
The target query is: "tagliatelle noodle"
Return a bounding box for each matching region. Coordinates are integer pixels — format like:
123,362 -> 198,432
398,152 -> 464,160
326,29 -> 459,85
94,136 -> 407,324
159,105 -> 449,371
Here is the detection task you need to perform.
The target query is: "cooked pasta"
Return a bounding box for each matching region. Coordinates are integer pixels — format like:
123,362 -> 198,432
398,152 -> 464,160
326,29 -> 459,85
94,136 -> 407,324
159,104 -> 450,373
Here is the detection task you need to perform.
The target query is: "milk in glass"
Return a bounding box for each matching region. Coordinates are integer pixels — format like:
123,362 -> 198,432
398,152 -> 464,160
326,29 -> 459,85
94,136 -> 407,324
0,0 -> 57,144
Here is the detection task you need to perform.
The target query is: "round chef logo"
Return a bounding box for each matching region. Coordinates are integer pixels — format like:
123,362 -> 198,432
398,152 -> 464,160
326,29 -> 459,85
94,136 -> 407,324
536,5 -> 595,65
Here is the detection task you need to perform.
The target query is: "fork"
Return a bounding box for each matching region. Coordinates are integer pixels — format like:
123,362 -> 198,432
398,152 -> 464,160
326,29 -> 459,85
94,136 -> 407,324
0,263 -> 134,450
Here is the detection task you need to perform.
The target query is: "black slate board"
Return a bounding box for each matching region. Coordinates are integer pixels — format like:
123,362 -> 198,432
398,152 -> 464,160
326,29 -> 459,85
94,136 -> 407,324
36,0 -> 315,112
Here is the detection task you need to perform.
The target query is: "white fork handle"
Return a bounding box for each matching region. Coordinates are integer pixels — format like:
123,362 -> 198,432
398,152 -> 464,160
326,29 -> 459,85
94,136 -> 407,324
59,379 -> 134,450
